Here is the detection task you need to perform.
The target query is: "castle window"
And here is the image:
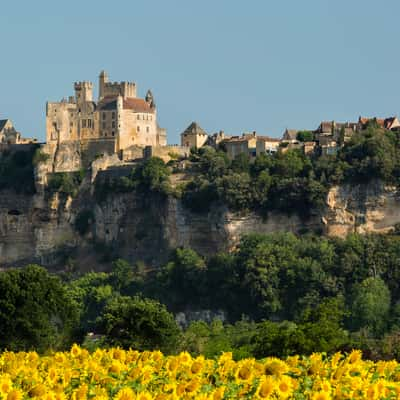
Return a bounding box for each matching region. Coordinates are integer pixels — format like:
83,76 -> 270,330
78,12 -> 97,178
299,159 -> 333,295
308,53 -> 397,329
137,114 -> 140,120
112,121 -> 115,128
102,112 -> 106,120
88,119 -> 92,128
112,112 -> 116,120
102,122 -> 106,129
137,126 -> 140,132
146,126 -> 150,133
82,120 -> 87,128
112,131 -> 115,136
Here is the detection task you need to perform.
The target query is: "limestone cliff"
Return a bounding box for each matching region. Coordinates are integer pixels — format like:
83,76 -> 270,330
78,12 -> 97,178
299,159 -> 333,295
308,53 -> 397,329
0,172 -> 399,269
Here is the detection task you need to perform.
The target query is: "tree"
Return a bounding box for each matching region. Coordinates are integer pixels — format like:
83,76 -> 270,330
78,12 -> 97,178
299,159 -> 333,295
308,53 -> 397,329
161,248 -> 207,308
350,277 -> 391,336
0,265 -> 79,352
133,157 -> 171,194
296,131 -> 314,142
69,272 -> 117,332
340,127 -> 397,183
98,296 -> 180,353
216,172 -> 253,210
110,259 -> 134,291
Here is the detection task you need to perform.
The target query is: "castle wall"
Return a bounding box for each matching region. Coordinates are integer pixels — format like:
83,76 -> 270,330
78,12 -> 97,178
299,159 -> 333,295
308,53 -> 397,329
98,109 -> 118,139
144,145 -> 190,163
119,110 -> 157,149
80,139 -> 116,168
46,102 -> 78,143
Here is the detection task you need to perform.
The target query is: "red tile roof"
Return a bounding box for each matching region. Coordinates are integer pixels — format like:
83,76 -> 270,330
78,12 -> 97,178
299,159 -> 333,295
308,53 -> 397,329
359,116 -> 397,129
123,98 -> 154,113
97,96 -> 154,113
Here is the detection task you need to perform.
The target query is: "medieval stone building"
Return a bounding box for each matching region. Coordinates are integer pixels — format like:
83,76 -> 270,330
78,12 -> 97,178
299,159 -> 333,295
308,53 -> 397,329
46,71 -> 167,157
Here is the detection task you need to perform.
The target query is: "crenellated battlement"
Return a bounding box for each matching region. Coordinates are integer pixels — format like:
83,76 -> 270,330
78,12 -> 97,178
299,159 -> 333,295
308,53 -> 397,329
74,81 -> 93,90
101,78 -> 136,99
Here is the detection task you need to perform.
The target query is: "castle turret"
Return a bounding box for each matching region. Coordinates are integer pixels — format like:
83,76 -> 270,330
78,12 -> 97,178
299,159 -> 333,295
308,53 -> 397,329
146,90 -> 156,108
99,70 -> 108,100
74,81 -> 93,103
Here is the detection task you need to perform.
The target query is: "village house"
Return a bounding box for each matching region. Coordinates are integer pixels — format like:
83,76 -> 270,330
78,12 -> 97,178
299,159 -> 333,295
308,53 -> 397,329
358,116 -> 400,131
222,132 -> 258,158
0,119 -> 37,145
180,122 -> 208,148
256,136 -> 281,156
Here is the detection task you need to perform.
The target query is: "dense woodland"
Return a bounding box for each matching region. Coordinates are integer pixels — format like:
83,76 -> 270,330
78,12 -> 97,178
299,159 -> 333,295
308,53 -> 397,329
3,232 -> 400,360
2,124 -> 400,359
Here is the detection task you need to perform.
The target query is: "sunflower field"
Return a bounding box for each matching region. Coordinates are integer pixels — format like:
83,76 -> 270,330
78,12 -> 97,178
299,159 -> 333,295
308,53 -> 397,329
1,345 -> 400,399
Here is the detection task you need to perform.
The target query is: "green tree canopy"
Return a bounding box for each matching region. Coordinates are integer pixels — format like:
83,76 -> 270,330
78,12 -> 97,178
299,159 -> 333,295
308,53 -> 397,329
98,295 -> 180,353
350,277 -> 391,336
0,265 -> 79,352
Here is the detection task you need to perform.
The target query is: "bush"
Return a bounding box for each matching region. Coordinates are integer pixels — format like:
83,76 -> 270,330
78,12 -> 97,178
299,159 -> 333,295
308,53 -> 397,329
47,171 -> 84,197
0,146 -> 38,194
32,149 -> 50,165
98,295 -> 180,353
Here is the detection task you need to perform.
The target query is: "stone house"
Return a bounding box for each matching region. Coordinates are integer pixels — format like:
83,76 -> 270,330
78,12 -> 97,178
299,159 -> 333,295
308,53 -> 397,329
0,119 -> 37,144
222,132 -> 258,158
256,136 -> 280,156
180,122 -> 208,148
282,129 -> 300,143
358,116 -> 400,131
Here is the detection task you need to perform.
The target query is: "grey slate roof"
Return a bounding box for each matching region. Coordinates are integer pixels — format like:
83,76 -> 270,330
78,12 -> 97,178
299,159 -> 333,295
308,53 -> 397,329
182,122 -> 207,136
0,119 -> 9,131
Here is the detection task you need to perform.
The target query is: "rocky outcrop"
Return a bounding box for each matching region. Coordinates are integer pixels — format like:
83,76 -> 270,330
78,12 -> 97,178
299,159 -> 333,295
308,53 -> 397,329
323,181 -> 400,236
0,172 -> 400,269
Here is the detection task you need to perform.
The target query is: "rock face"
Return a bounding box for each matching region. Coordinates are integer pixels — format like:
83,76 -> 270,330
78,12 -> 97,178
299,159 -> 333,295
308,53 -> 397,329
323,181 -> 400,236
0,175 -> 399,269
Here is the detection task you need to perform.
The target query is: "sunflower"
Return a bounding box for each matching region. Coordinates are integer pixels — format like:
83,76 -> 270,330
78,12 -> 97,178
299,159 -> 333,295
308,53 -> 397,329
276,376 -> 293,399
29,383 -> 47,398
70,344 -> 82,358
311,391 -> 331,400
185,378 -> 201,394
347,349 -> 362,364
114,387 -> 136,400
263,358 -> 289,377
0,377 -> 13,395
136,391 -> 153,400
6,389 -> 24,400
235,362 -> 253,383
211,387 -> 225,400
256,376 -> 276,399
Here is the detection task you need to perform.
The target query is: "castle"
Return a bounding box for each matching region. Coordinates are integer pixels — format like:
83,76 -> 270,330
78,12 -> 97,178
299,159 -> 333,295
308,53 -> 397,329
46,71 -> 167,157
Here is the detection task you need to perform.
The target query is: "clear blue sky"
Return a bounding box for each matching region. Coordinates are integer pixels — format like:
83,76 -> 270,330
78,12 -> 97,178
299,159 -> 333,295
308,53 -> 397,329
1,0 -> 399,143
